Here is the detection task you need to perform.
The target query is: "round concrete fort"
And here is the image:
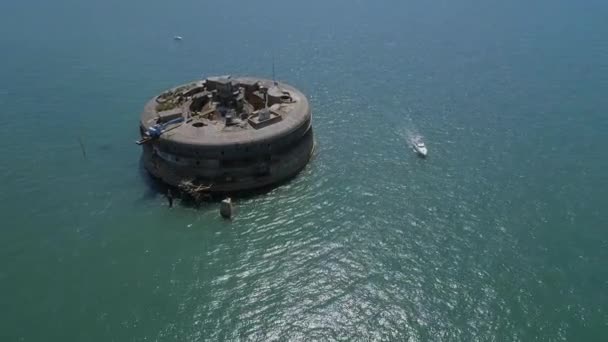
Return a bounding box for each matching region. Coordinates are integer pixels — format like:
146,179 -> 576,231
138,75 -> 314,195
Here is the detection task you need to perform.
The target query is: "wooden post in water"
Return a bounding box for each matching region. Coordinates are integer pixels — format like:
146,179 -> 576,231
220,197 -> 233,219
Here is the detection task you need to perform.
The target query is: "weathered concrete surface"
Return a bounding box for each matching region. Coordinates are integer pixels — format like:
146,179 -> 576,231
139,76 -> 314,193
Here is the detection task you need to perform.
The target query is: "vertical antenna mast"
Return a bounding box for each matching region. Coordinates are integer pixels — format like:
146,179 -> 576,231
272,54 -> 277,85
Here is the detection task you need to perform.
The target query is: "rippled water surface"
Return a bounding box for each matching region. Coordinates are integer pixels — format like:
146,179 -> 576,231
1,0 -> 608,341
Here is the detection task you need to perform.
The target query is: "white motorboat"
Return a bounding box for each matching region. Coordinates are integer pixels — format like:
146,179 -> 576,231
412,138 -> 427,157
173,36 -> 183,41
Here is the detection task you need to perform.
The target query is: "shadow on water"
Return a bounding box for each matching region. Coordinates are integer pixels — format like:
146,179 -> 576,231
137,156 -> 169,202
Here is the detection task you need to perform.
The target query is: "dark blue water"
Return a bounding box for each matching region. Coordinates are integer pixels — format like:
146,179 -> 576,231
1,0 -> 607,340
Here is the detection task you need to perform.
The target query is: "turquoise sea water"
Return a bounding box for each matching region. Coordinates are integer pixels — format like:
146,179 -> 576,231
1,0 -> 607,340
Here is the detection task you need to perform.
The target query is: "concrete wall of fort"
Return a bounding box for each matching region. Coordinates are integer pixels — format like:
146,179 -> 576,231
150,116 -> 311,161
142,128 -> 314,191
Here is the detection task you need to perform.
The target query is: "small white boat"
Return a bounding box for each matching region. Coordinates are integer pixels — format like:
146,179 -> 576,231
173,36 -> 183,41
412,138 -> 428,157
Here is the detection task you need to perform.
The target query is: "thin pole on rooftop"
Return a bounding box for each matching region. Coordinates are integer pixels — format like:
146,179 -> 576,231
272,54 -> 277,85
